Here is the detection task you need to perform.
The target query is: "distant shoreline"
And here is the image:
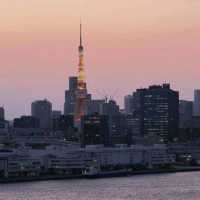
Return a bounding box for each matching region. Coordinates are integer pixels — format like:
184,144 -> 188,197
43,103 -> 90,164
1,166 -> 200,184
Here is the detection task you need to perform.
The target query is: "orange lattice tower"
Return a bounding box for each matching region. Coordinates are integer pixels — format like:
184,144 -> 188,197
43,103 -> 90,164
74,23 -> 88,124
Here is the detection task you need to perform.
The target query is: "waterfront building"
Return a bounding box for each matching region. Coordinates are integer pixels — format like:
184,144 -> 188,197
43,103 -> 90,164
193,90 -> 200,116
0,141 -> 176,178
132,84 -> 179,143
31,99 -> 52,130
0,156 -> 42,178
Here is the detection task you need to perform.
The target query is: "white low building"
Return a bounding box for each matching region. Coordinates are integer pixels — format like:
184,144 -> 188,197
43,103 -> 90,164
0,141 -> 176,177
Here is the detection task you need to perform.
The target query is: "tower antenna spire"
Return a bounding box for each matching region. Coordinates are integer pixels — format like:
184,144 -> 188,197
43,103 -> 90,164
75,20 -> 87,124
80,20 -> 82,47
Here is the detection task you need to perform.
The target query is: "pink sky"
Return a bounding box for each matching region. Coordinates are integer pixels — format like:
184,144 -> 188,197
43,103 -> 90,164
0,0 -> 200,119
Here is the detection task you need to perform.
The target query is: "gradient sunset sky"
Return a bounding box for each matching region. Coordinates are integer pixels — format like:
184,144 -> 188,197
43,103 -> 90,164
1,0 -> 200,119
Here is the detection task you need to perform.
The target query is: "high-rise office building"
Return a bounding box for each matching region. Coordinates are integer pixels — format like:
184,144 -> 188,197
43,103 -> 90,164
101,100 -> 120,116
0,107 -> 5,120
132,84 -> 179,143
124,95 -> 133,114
52,115 -> 75,140
69,76 -> 78,91
31,99 -> 52,130
64,77 -> 78,115
100,100 -> 122,142
193,90 -> 200,116
109,114 -> 127,144
87,99 -> 105,115
179,100 -> 193,128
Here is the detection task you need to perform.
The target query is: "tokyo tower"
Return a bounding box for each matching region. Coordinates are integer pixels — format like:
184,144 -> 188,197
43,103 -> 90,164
74,23 -> 88,124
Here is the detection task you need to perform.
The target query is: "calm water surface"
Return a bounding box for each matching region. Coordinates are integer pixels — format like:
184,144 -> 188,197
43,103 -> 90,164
0,172 -> 200,200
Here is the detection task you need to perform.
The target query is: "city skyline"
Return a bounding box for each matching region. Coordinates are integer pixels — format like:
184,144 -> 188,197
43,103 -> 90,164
1,0 -> 200,119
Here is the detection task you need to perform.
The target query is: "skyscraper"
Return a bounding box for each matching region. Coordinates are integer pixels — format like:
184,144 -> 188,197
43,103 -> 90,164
179,100 -> 193,128
193,90 -> 200,116
101,100 -> 120,116
69,76 -> 78,91
124,95 -> 133,114
31,99 -> 52,130
0,107 -> 5,121
0,107 -> 7,130
52,114 -> 74,140
74,23 -> 89,124
132,84 -> 179,143
64,76 -> 78,115
87,99 -> 105,115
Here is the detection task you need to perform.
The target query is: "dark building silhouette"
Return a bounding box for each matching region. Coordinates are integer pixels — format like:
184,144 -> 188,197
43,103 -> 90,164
125,114 -> 143,141
110,114 -> 126,136
178,101 -> 200,142
81,113 -> 110,146
69,76 -> 78,91
52,110 -> 62,119
31,99 -> 52,130
99,100 -> 126,143
124,95 -> 133,115
0,120 -> 9,133
84,98 -> 126,144
13,116 -> 40,129
192,116 -> 200,129
132,84 -> 179,143
179,100 -> 193,128
0,107 -> 8,132
87,99 -> 105,115
101,100 -> 120,116
193,89 -> 200,116
64,77 -> 78,115
52,115 -> 75,139
110,114 -> 128,144
0,107 -> 5,121
52,115 -> 74,132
